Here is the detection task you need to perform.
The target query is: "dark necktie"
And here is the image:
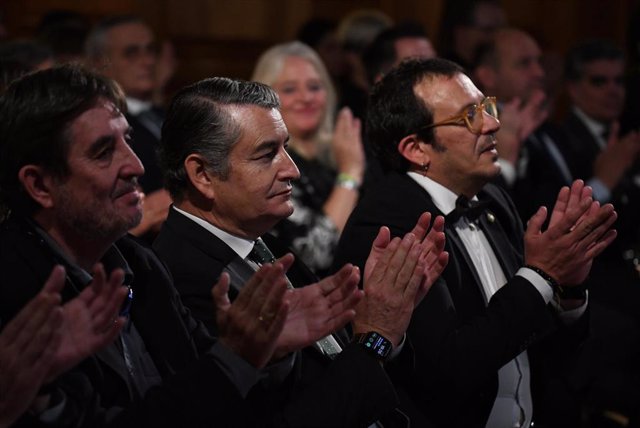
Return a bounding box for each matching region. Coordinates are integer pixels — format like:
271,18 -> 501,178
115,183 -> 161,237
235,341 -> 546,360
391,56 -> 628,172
448,195 -> 490,223
248,238 -> 276,265
247,237 -> 342,357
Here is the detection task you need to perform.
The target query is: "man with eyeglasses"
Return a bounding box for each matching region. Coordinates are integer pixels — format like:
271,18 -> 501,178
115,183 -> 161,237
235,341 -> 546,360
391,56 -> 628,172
334,58 -> 618,427
86,16 -> 172,239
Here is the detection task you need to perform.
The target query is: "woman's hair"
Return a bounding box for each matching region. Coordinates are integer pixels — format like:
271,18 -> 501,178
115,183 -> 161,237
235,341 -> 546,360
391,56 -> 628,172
251,41 -> 337,151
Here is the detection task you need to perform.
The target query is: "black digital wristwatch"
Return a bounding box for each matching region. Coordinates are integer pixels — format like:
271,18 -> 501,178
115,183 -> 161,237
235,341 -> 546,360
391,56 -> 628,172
355,331 -> 393,360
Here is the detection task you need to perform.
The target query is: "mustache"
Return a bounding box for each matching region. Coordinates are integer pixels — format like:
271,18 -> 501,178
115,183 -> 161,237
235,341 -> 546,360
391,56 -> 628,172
112,178 -> 140,199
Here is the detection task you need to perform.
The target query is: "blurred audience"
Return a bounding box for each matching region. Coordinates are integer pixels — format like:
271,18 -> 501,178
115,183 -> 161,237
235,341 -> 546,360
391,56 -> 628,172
36,10 -> 90,64
363,21 -> 437,86
85,15 -> 172,239
252,41 -> 364,276
438,0 -> 507,71
335,9 -> 393,119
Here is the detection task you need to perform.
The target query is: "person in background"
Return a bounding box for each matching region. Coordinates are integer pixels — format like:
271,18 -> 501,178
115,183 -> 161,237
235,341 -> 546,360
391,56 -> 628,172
252,41 -> 365,276
438,0 -> 507,71
85,15 -> 172,239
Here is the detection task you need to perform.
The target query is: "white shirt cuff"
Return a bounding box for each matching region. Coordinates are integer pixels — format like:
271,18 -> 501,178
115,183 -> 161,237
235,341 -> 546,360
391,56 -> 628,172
516,267 -> 554,303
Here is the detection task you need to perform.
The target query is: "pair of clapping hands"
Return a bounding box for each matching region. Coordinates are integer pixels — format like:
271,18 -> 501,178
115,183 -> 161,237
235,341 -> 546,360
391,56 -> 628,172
210,178 -> 618,369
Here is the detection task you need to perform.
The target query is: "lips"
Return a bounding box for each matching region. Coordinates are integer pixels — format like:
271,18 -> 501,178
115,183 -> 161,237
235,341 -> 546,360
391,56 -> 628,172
113,183 -> 140,200
269,186 -> 293,198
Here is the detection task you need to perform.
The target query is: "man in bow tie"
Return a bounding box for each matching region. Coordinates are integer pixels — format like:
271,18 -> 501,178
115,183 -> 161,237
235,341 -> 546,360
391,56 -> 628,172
334,58 -> 618,428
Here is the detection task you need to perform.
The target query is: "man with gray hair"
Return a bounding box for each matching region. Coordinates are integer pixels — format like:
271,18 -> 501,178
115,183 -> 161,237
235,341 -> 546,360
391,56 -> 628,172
153,76 -> 449,427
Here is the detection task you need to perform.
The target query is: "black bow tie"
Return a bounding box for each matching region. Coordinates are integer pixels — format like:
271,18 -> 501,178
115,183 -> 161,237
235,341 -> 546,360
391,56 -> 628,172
448,195 -> 490,222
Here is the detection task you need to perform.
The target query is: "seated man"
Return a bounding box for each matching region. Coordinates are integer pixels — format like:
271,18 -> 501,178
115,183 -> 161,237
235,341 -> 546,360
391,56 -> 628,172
334,58 -> 617,427
0,265 -> 126,428
153,77 -> 448,427
0,65 -> 361,427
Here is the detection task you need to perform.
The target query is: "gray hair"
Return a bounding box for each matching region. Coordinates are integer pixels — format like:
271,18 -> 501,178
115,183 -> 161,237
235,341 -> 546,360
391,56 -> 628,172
85,15 -> 144,60
159,77 -> 280,201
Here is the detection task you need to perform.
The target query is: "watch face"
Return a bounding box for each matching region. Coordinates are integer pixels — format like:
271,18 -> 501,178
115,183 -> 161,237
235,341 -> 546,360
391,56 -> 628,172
361,332 -> 391,358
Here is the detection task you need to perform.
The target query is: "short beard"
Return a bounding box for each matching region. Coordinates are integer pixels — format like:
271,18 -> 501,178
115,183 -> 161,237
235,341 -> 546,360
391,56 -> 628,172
54,185 -> 141,242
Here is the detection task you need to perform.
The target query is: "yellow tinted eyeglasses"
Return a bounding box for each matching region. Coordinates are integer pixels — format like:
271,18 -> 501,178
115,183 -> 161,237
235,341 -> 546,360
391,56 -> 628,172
423,97 -> 499,134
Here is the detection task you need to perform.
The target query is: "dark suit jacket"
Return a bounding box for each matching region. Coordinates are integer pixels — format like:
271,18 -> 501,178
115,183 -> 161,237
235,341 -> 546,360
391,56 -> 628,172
0,215 -> 252,428
333,172 -> 588,428
153,208 -> 405,428
510,123 -> 576,223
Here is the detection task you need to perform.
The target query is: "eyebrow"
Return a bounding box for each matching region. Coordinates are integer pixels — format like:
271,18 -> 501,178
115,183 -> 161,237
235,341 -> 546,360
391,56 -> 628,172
86,135 -> 116,157
252,135 -> 290,155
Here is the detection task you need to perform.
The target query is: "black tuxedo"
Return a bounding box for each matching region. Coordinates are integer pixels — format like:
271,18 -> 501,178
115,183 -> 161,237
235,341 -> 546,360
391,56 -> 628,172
153,208 -> 406,428
333,172 -> 588,427
0,215 -> 255,428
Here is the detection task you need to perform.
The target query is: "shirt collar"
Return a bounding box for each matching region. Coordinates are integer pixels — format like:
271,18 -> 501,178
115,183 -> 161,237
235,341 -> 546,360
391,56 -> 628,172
126,97 -> 153,116
172,206 -> 255,259
407,171 -> 478,215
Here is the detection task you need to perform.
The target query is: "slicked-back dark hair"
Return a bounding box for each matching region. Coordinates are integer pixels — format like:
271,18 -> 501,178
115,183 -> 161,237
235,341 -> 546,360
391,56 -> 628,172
159,77 -> 280,202
564,39 -> 624,82
366,57 -> 465,172
0,64 -> 126,214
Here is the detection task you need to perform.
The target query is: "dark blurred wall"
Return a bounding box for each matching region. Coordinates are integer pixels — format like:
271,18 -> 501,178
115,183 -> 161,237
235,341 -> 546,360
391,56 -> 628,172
1,0 -> 637,102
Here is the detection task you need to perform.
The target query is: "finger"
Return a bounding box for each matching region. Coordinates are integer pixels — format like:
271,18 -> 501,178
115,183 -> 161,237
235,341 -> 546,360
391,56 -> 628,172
42,265 -> 66,295
97,315 -> 127,349
383,234 -> 417,289
211,272 -> 232,314
248,263 -> 287,318
4,291 -> 60,351
421,231 -> 446,267
23,307 -> 61,366
275,253 -> 295,275
371,226 -> 391,253
585,229 -> 618,259
263,300 -> 289,354
91,284 -> 129,331
551,186 -> 570,218
82,263 -> 107,306
318,264 -> 354,296
396,241 -> 424,296
324,265 -> 359,305
575,204 -> 617,247
525,206 -> 547,238
87,267 -> 124,313
409,212 -> 433,241
256,268 -> 288,326
233,264 -> 273,312
547,195 -> 592,239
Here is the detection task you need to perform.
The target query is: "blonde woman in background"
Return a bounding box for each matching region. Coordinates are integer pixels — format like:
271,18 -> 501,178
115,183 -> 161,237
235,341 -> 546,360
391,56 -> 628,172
252,41 -> 365,276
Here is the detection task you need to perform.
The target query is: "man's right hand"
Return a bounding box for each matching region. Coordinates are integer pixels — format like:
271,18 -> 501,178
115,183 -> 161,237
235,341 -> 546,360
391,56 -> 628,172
212,263 -> 289,369
353,230 -> 427,347
524,180 -> 617,286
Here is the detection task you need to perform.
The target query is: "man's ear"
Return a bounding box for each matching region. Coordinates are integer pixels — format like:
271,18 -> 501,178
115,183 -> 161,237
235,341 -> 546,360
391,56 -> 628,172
398,134 -> 430,171
18,165 -> 56,209
184,154 -> 217,200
